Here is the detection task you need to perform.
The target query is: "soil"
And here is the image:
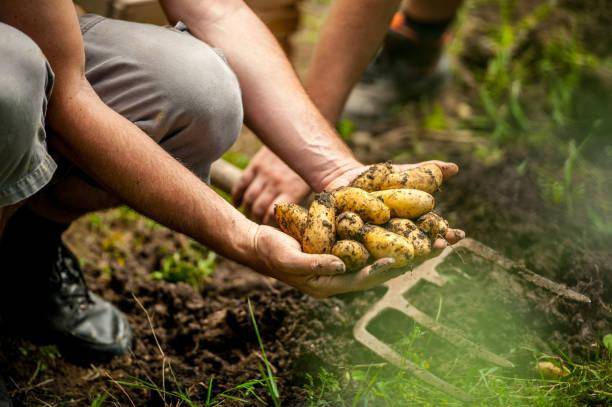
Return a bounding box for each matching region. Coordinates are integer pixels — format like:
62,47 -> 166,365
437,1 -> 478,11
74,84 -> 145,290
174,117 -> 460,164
1,141 -> 609,406
1,0 -> 610,405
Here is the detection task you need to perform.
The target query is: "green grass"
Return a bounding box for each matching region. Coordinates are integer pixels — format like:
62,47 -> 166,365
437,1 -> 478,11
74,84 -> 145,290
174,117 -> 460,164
98,299 -> 282,406
248,298 -> 281,406
303,331 -> 612,406
151,245 -> 216,288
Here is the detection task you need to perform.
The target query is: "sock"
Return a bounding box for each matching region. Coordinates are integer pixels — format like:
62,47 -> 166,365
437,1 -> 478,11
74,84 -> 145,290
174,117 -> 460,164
390,11 -> 453,44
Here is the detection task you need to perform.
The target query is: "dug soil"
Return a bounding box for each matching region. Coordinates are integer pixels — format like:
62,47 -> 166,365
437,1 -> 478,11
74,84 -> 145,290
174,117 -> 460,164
0,141 -> 609,405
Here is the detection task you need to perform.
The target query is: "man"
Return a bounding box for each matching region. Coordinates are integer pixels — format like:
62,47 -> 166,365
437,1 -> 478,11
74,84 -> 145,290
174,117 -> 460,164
235,0 -> 462,224
0,0 -> 462,403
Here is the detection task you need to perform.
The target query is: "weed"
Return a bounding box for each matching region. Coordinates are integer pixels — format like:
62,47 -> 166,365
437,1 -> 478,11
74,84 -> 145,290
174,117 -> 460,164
90,393 -> 107,407
248,298 -> 281,406
151,246 -> 216,288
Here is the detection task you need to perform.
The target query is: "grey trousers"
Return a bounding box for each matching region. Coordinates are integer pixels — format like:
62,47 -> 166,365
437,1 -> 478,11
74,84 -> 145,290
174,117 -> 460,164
0,15 -> 243,207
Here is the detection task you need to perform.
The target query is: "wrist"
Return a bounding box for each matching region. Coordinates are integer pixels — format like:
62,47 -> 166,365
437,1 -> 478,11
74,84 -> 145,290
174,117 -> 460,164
314,157 -> 361,192
233,219 -> 260,267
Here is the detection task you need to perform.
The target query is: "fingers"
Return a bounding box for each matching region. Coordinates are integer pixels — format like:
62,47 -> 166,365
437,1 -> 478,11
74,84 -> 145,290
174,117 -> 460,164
302,253 -> 346,276
263,194 -> 290,226
360,258 -> 396,277
263,203 -> 277,226
433,161 -> 459,180
445,228 -> 465,244
432,238 -> 449,250
395,160 -> 459,180
232,166 -> 256,206
241,177 -> 266,214
308,258 -> 410,297
251,188 -> 278,224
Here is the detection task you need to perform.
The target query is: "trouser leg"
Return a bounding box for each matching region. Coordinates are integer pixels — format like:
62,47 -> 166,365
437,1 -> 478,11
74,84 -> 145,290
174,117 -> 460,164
0,23 -> 56,209
30,15 -> 244,222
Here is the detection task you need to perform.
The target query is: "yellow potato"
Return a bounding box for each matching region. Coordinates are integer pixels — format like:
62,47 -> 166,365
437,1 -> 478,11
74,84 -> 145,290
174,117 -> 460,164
331,240 -> 370,270
380,164 -> 443,194
333,187 -> 391,225
361,225 -> 414,268
386,218 -> 418,234
386,218 -> 431,257
274,203 -> 308,241
371,189 -> 434,219
336,212 -> 365,240
302,192 -> 336,254
349,162 -> 394,192
416,212 -> 449,239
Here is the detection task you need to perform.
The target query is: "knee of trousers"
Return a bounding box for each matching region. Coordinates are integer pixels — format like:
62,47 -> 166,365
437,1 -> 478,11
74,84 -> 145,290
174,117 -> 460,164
145,41 -> 243,180
0,23 -> 53,185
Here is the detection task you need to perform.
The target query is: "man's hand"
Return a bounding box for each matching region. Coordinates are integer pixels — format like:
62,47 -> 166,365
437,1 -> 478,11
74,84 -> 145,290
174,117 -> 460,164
233,147 -> 310,224
251,225 -> 403,298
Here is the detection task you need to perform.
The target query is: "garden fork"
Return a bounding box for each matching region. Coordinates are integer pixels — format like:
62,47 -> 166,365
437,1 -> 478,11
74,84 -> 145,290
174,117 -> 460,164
353,238 -> 590,401
211,159 -> 591,401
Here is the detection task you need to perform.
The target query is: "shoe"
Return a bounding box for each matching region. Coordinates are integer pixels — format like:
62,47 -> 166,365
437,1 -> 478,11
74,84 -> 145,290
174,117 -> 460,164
343,17 -> 452,129
0,374 -> 12,407
0,209 -> 132,363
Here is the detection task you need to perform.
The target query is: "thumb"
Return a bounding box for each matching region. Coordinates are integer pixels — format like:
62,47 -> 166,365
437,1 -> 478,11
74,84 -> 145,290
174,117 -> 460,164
291,252 -> 346,276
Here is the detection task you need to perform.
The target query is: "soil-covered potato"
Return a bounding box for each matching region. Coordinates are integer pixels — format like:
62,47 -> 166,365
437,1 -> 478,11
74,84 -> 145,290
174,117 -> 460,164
371,189 -> 434,219
336,211 -> 365,240
380,163 -> 443,194
331,240 -> 369,270
274,203 -> 308,241
416,212 -> 449,239
349,162 -> 394,192
302,192 -> 336,254
386,218 -> 431,257
361,225 -> 414,268
333,187 -> 391,225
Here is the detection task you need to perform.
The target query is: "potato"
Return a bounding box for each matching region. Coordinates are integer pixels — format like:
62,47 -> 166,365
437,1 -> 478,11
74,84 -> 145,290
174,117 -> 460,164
386,218 -> 418,234
386,219 -> 431,257
361,225 -> 414,268
416,212 -> 449,239
337,212 -> 365,240
371,189 -> 434,219
349,162 -> 394,192
333,187 -> 391,225
331,240 -> 370,270
380,164 -> 443,194
302,192 -> 336,254
274,203 -> 308,241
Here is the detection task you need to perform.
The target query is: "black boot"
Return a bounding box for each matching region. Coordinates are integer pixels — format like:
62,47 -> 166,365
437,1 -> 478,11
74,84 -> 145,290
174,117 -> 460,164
0,209 -> 131,363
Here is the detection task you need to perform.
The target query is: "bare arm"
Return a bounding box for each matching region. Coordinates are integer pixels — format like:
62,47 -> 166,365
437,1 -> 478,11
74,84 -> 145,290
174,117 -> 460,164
1,0 -> 410,298
305,0 -> 401,123
160,0 -> 360,192
0,0 -> 259,263
0,1 -> 353,287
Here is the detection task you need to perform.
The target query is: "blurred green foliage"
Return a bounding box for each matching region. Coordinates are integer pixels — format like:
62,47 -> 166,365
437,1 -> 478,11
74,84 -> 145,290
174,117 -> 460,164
151,246 -> 216,288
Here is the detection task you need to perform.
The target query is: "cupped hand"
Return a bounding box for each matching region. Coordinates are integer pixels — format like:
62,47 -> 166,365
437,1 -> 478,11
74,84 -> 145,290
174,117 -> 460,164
324,160 -> 460,191
232,147 -> 310,225
251,225 -> 406,298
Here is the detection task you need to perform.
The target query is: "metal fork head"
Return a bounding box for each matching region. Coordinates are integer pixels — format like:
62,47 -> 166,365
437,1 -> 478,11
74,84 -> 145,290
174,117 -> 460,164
353,238 -> 589,401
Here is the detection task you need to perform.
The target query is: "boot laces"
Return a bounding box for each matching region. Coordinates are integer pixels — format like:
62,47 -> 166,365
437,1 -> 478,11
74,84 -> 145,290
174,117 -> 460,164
49,245 -> 94,310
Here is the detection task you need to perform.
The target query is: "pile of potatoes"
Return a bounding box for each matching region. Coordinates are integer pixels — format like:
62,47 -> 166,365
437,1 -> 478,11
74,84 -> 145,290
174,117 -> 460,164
274,163 -> 457,271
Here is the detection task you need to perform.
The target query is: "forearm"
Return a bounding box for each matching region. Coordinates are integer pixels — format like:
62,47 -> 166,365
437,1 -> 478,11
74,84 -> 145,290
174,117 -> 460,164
305,0 -> 401,123
161,0 -> 359,191
48,84 -> 258,266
